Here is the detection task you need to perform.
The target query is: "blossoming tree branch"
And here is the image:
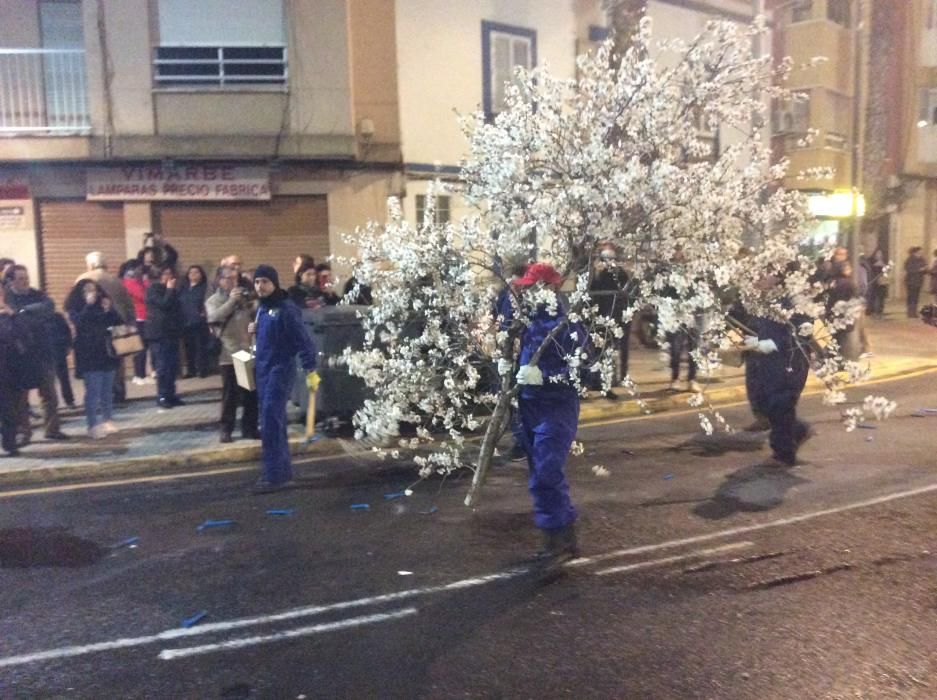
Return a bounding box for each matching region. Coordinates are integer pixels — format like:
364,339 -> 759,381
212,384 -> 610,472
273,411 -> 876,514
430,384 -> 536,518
341,17 -> 895,505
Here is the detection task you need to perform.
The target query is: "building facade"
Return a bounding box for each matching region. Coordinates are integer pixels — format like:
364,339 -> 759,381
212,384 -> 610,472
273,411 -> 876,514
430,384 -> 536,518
0,0 -> 402,305
394,0 -> 760,231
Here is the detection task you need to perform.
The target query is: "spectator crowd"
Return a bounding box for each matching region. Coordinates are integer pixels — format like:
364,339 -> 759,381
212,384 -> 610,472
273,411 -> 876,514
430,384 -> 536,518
0,237 -> 367,458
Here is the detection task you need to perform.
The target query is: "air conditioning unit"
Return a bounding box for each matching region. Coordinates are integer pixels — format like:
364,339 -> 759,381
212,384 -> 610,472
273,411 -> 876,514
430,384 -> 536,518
772,108 -> 796,134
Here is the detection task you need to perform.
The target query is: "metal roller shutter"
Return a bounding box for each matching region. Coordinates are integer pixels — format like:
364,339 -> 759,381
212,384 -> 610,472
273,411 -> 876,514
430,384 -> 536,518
154,197 -> 329,282
37,200 -> 127,309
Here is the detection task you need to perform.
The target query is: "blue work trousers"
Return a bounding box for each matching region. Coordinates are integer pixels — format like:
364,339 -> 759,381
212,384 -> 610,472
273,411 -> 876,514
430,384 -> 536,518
766,404 -> 809,464
518,391 -> 579,530
257,366 -> 295,484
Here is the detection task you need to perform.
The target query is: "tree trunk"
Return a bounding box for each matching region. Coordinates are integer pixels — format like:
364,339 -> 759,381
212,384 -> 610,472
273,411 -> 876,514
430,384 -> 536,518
464,377 -> 515,508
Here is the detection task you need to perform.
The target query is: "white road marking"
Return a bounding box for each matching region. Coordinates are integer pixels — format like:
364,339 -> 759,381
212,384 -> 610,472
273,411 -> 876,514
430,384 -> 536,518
158,608 -> 418,661
0,570 -> 523,669
568,482 -> 937,568
594,542 -> 753,576
5,482 -> 937,669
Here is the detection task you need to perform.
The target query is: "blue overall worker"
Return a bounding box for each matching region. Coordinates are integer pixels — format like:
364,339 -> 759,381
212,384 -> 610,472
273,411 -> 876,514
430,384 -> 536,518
250,264 -> 319,492
742,306 -> 811,467
501,263 -> 586,563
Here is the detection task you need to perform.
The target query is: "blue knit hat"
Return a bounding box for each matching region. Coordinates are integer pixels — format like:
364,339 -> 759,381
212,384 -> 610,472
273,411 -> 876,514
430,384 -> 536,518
253,264 -> 280,288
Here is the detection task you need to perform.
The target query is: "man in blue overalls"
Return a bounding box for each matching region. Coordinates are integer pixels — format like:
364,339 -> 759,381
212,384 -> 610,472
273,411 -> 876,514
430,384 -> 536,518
251,264 -> 319,492
740,273 -> 812,466
506,263 -> 585,564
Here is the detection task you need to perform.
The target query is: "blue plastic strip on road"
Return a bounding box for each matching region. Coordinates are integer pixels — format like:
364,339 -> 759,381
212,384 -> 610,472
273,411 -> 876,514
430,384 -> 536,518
112,536 -> 140,548
350,504 -> 369,510
196,519 -> 236,532
180,611 -> 207,629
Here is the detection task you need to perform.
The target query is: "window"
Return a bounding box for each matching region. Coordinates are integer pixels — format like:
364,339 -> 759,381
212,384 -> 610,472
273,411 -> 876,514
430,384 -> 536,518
155,0 -> 286,87
154,46 -> 287,87
920,89 -> 937,126
482,21 -> 536,118
827,0 -> 851,27
415,195 -> 451,225
791,0 -> 813,23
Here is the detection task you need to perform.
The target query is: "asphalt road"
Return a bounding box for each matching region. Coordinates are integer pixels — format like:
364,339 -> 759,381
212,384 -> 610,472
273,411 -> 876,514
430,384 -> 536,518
2,371 -> 937,699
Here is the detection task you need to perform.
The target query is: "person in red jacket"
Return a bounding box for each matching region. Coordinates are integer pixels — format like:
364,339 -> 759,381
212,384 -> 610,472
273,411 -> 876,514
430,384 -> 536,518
121,258 -> 153,386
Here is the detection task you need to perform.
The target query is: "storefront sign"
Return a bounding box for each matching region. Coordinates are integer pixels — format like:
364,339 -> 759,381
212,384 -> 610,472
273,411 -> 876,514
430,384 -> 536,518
0,205 -> 25,229
87,165 -> 271,201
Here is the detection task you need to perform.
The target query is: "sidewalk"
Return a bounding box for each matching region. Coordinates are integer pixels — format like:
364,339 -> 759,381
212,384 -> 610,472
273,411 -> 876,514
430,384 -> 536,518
2,307 -> 934,484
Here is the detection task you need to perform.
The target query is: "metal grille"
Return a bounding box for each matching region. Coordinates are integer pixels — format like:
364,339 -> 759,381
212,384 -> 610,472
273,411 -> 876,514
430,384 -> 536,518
153,45 -> 287,87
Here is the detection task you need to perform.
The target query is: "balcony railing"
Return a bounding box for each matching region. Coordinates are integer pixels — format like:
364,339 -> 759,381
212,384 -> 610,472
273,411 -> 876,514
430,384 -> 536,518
0,49 -> 91,135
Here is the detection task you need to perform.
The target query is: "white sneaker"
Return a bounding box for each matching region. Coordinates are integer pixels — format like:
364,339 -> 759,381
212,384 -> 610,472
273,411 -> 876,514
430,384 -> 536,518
100,421 -> 119,434
669,380 -> 682,392
688,381 -> 703,393
88,425 -> 106,440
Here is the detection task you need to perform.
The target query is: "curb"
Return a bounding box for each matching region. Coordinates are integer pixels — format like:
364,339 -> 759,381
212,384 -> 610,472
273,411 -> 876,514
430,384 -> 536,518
3,360 -> 934,489
0,435 -> 346,488
579,360 -> 937,424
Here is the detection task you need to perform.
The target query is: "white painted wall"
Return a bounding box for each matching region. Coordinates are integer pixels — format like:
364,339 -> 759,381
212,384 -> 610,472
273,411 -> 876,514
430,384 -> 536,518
395,0 -> 582,169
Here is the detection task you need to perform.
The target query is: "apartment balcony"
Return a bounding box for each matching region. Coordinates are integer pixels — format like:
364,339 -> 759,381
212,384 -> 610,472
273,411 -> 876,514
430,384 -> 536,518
0,49 -> 91,136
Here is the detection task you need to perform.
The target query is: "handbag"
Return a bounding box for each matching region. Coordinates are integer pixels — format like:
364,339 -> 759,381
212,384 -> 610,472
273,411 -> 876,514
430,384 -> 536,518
108,324 -> 144,357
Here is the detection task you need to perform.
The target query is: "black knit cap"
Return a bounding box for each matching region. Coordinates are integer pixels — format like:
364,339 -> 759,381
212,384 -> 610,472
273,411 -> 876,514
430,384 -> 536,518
253,264 -> 280,288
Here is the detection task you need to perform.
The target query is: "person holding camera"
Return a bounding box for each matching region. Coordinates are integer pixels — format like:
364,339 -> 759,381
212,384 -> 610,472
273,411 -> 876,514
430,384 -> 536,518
206,265 -> 259,443
145,265 -> 185,409
65,281 -> 123,438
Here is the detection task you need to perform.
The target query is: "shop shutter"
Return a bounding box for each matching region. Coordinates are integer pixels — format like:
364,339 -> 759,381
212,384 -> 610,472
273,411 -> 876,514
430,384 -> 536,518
37,200 -> 126,309
154,197 -> 329,282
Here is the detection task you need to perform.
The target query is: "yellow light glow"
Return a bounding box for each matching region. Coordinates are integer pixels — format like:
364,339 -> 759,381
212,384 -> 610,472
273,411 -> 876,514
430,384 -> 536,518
806,191 -> 865,218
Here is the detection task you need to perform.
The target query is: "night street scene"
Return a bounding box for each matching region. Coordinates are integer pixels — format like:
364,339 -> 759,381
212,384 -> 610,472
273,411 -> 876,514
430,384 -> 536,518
3,1 -> 937,698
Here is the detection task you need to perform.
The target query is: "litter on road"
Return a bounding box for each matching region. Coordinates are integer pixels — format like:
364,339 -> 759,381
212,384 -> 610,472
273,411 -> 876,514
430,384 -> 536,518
180,611 -> 208,628
112,536 -> 140,549
663,474 -> 674,481
350,504 -> 370,510
857,424 -> 877,430
196,519 -> 236,532
384,492 -> 406,500
397,571 -> 413,576
420,506 -> 438,515
266,509 -> 294,516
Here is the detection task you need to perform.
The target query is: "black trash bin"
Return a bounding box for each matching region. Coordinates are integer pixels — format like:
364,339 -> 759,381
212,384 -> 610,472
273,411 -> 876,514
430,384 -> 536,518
292,305 -> 370,423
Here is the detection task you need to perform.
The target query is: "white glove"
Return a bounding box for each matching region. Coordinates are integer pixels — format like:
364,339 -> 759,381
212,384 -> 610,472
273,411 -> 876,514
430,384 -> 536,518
742,335 -> 760,349
515,364 -> 544,386
756,339 -> 778,354
497,358 -> 513,376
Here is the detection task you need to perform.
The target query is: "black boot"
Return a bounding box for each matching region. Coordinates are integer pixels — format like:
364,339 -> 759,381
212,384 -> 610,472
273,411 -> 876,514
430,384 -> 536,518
536,524 -> 580,565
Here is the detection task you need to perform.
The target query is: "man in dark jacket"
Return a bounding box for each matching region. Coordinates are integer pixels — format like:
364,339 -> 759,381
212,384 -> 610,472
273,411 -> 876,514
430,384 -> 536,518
0,297 -> 42,455
740,277 -> 812,467
904,247 -> 928,318
3,265 -> 69,442
250,264 -> 319,492
145,265 -> 185,408
589,244 -> 631,396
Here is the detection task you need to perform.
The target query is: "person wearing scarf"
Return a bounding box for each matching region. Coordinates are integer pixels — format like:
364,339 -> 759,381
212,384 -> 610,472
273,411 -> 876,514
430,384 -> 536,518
250,264 -> 319,492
